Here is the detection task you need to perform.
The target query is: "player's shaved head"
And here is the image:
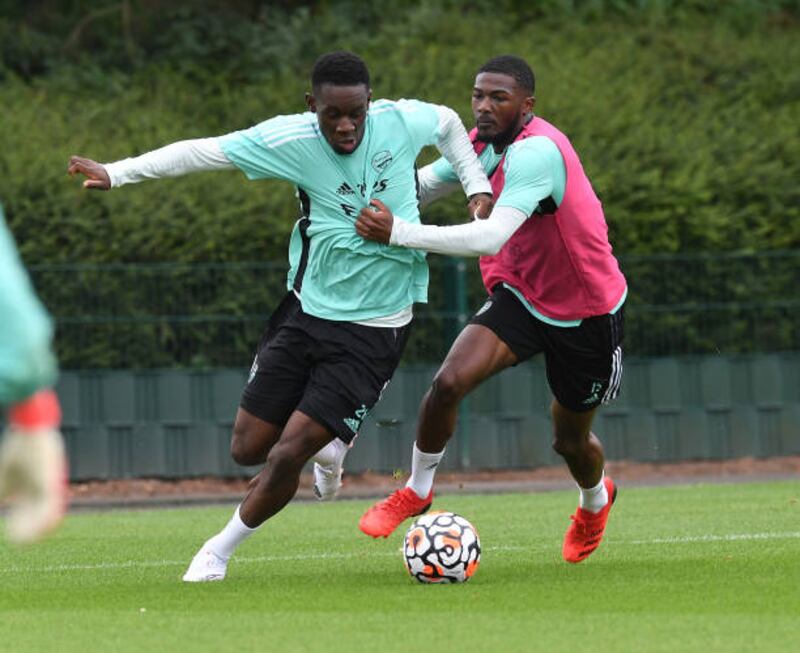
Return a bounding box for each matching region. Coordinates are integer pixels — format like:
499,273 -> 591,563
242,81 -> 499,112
311,51 -> 370,91
478,55 -> 535,95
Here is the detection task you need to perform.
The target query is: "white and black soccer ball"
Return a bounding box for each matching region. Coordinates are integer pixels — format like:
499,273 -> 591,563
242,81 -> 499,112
403,511 -> 481,583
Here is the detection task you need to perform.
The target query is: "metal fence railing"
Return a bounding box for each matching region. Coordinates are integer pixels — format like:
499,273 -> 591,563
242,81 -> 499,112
28,251 -> 799,369
619,250 -> 799,356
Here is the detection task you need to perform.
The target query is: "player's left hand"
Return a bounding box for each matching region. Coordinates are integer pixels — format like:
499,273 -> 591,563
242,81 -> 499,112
356,199 -> 394,244
468,193 -> 493,220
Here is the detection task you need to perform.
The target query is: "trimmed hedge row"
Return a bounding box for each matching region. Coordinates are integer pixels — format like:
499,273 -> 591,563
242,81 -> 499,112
1,2 -> 797,265
2,1 -> 797,365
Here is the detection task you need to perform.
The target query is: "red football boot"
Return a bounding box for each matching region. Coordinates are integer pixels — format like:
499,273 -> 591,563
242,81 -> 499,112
359,487 -> 433,538
562,476 -> 617,563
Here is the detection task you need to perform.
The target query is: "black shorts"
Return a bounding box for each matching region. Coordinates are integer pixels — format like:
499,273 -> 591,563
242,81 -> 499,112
241,293 -> 411,443
470,286 -> 624,412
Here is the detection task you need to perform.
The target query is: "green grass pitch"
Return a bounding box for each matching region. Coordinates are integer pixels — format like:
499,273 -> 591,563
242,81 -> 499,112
1,481 -> 798,652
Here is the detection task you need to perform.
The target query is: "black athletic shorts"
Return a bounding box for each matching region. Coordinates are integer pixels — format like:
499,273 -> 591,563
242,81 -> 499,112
241,292 -> 412,443
470,285 -> 624,412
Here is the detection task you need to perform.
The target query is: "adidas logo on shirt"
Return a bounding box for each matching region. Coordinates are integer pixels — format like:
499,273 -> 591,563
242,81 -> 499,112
336,182 -> 355,196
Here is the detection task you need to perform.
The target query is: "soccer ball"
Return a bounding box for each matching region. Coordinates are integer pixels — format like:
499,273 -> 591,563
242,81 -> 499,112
403,511 -> 481,583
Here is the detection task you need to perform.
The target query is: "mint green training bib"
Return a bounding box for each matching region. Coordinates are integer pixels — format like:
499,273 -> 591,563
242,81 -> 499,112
219,99 -> 444,321
0,206 -> 57,405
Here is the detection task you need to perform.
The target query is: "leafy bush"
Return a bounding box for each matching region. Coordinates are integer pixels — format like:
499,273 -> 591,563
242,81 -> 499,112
1,0 -> 797,364
1,1 -> 796,262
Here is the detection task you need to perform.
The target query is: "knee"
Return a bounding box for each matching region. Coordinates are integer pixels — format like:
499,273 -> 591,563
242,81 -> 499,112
231,442 -> 261,467
550,400 -> 597,458
231,423 -> 265,467
262,441 -> 305,481
552,423 -> 596,458
552,434 -> 579,458
429,368 -> 469,406
551,422 -> 584,458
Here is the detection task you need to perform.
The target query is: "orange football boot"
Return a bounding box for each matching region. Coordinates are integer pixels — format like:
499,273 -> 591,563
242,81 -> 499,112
562,476 -> 617,563
359,487 -> 433,538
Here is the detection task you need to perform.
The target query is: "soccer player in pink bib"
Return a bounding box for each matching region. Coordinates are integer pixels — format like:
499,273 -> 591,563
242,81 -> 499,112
356,55 -> 626,563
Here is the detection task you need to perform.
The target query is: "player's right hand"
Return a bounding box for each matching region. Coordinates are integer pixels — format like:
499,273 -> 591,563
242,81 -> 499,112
467,193 -> 493,220
67,155 -> 111,190
355,199 -> 394,244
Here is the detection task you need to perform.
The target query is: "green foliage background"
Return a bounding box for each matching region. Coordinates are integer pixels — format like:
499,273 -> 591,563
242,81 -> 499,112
1,0 -> 798,264
0,1 -> 798,366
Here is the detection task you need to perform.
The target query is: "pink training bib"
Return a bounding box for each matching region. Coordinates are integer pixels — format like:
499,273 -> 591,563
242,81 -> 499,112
473,117 -> 626,321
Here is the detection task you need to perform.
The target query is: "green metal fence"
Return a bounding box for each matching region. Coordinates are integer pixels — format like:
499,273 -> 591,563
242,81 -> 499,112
22,250 -> 799,480
28,250 -> 800,369
57,353 -> 800,479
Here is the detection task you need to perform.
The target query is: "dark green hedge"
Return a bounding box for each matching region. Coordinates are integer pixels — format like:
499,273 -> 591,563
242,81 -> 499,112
2,1 -> 797,365
1,0 -> 798,264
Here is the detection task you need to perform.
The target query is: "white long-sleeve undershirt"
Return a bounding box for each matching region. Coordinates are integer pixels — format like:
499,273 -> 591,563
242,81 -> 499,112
103,107 -> 491,199
390,205 -> 528,257
104,138 -> 233,188
416,163 -> 462,208
431,106 -> 491,199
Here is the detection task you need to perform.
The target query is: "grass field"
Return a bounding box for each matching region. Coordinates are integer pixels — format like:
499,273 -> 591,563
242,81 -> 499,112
1,481 -> 799,652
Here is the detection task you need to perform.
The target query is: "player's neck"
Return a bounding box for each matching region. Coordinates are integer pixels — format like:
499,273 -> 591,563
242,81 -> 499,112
491,113 -> 534,154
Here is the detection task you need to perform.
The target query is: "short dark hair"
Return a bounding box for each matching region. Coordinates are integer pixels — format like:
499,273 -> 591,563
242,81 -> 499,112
311,51 -> 370,89
478,55 -> 535,95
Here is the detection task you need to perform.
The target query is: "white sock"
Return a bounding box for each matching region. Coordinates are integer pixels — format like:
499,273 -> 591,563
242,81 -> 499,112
405,442 -> 444,499
578,473 -> 608,514
312,438 -> 349,469
205,505 -> 258,560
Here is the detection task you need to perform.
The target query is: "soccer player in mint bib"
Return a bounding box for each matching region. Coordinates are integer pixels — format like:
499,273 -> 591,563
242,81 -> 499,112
68,51 -> 492,581
0,204 -> 68,544
357,55 -> 627,564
